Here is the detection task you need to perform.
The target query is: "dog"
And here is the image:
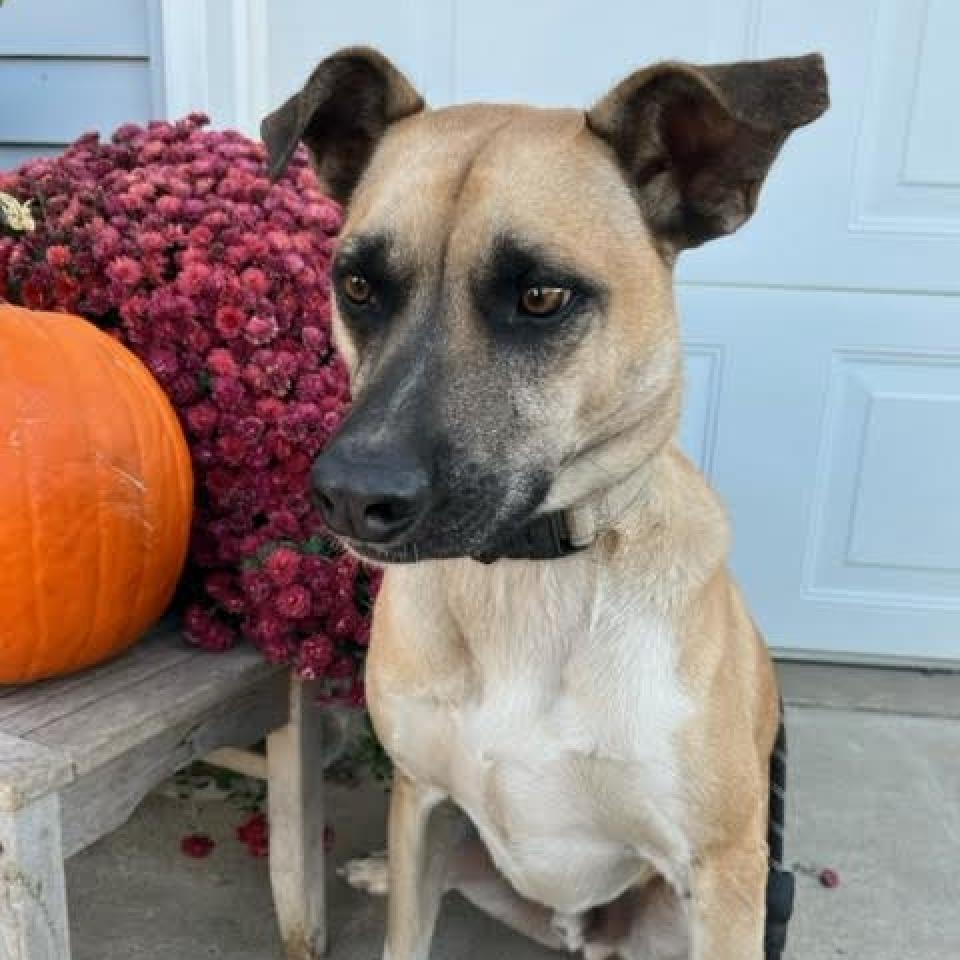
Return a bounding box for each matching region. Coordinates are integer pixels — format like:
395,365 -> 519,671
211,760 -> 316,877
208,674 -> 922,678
263,47 -> 828,960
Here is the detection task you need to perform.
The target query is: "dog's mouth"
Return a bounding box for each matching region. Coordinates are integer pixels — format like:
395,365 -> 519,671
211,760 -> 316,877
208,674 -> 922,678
342,539 -> 440,565
336,481 -> 551,566
338,519 -> 502,566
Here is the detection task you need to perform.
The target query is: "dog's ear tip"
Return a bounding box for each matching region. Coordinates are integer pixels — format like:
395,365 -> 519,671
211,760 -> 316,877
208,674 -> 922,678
331,44 -> 391,65
793,50 -> 826,69
788,52 -> 831,124
796,50 -> 829,86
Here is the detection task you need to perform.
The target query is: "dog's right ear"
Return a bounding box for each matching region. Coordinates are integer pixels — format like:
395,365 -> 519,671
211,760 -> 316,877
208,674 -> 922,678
261,47 -> 425,203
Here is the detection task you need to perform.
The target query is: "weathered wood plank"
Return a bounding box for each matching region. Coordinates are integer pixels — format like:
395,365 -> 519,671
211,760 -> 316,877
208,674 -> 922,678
0,736 -> 73,814
0,793 -> 71,959
268,677 -> 326,960
0,628 -> 195,730
59,670 -> 288,857
184,671 -> 290,760
25,651 -> 283,778
60,725 -> 192,860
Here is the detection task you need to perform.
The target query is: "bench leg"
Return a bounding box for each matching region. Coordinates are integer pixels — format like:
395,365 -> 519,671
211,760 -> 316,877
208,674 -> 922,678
267,675 -> 326,959
0,794 -> 71,960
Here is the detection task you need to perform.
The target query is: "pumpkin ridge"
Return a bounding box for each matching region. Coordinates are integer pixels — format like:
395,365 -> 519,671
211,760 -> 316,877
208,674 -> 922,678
135,348 -> 194,618
38,314 -> 108,677
5,309 -> 50,682
91,327 -> 152,649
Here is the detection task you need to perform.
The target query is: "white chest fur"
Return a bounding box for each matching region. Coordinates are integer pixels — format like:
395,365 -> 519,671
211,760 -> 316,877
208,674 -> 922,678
371,555 -> 696,914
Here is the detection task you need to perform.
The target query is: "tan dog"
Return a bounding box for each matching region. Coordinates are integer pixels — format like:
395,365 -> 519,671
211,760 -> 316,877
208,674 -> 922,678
264,48 -> 828,960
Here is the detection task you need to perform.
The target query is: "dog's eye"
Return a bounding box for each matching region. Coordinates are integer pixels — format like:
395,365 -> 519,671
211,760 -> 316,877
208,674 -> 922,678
342,273 -> 373,305
518,286 -> 572,318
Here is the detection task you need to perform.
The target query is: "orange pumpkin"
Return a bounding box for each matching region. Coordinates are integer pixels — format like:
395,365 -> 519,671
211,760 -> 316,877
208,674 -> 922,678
0,305 -> 193,683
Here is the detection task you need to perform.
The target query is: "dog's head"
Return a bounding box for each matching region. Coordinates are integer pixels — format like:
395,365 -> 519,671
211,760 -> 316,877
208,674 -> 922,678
263,48 -> 828,562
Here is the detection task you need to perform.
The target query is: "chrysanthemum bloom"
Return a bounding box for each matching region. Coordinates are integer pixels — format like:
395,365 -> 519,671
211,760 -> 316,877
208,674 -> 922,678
0,115 -> 374,703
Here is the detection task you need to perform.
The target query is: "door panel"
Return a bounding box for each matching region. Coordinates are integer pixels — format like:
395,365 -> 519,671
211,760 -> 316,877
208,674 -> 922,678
679,285 -> 959,660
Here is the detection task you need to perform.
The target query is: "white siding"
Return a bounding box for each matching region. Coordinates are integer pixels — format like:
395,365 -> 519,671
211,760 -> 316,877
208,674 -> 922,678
0,0 -> 161,169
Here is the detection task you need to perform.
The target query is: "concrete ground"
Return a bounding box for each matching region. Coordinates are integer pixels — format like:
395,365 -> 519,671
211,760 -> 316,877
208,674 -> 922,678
67,664 -> 960,959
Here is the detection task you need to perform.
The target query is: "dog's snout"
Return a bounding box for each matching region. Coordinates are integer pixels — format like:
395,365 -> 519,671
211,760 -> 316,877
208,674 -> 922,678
311,448 -> 430,544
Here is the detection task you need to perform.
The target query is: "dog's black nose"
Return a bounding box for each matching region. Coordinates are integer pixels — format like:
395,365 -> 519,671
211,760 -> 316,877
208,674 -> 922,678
311,449 -> 430,543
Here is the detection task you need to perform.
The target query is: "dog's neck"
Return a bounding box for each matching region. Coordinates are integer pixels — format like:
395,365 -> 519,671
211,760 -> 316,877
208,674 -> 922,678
491,416 -> 673,563
565,460 -> 653,548
468,446 -> 731,628
472,459 -> 654,564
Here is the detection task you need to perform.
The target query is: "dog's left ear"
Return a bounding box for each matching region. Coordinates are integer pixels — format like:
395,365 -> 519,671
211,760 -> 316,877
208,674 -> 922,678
261,46 -> 425,202
587,54 -> 828,252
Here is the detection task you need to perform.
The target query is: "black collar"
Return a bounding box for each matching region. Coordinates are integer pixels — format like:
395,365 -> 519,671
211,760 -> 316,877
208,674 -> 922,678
369,510 -> 585,565
470,511 -> 585,563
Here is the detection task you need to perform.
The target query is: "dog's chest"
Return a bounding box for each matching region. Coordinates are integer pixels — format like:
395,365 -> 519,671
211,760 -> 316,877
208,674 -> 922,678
376,560 -> 694,912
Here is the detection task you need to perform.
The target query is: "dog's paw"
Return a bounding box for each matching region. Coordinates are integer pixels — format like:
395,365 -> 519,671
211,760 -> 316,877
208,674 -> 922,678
339,854 -> 389,896
551,912 -> 586,953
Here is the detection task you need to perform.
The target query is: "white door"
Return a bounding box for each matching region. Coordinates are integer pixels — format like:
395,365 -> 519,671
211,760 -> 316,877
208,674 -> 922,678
261,0 -> 960,663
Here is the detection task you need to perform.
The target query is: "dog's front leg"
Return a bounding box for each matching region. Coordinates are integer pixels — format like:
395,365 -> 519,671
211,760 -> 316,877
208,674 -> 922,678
689,845 -> 767,960
384,771 -> 457,960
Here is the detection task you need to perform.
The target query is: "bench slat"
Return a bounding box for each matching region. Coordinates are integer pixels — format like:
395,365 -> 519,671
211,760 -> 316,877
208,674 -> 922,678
26,646 -> 282,779
0,628 -> 196,731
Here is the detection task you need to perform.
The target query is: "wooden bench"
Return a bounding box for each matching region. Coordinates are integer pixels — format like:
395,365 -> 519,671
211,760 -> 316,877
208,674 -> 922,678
0,625 -> 328,960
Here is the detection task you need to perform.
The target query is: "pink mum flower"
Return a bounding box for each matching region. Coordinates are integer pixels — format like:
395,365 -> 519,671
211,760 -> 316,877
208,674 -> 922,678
298,633 -> 334,678
45,245 -> 72,268
275,584 -> 312,620
185,402 -> 219,437
244,314 -> 279,346
264,546 -> 301,586
213,304 -> 245,338
177,262 -> 213,296
241,266 -> 270,296
106,255 -> 142,287
207,347 -> 239,378
240,569 -> 274,606
156,194 -> 182,217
